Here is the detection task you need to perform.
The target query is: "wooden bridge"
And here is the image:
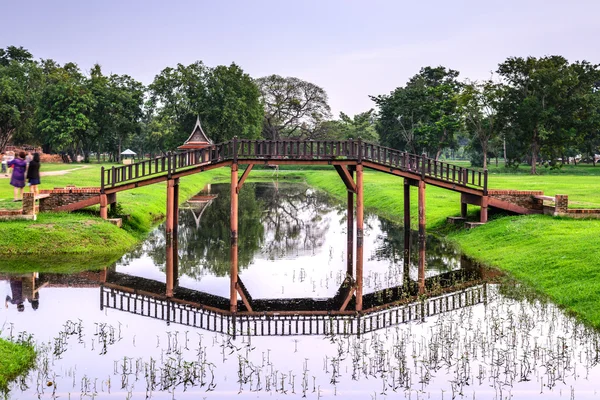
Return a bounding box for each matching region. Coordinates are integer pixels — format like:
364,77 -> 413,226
94,138 -> 540,316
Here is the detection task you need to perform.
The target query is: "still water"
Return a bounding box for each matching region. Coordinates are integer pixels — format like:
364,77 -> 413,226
2,182 -> 600,399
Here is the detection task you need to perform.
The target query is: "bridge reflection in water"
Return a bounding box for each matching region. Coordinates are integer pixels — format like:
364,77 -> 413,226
99,253 -> 492,337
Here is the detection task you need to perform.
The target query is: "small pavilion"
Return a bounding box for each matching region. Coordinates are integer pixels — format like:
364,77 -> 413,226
178,116 -> 213,151
120,149 -> 136,164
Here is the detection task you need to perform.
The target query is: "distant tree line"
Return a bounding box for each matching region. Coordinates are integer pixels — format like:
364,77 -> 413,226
1,45 -> 599,173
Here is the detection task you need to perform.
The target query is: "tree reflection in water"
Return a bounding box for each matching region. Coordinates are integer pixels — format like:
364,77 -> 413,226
130,182 -> 334,279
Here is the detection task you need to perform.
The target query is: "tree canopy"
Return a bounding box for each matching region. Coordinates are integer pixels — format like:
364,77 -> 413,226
256,75 -> 332,140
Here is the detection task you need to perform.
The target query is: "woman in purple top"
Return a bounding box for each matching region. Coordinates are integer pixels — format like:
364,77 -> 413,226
8,151 -> 27,201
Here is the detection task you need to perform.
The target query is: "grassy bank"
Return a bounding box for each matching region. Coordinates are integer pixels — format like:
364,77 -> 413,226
303,167 -> 600,328
0,339 -> 35,392
0,164 -> 231,255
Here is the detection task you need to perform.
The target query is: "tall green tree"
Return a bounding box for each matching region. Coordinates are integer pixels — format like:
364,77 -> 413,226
37,62 -> 95,158
203,63 -> 263,141
372,66 -> 462,159
256,75 -> 332,140
0,46 -> 41,151
337,109 -> 379,142
458,80 -> 503,169
148,61 -> 262,149
497,56 -> 600,173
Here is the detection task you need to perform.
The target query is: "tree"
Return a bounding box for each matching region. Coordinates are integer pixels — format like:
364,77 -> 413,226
148,61 -> 262,149
372,66 -> 462,159
458,80 -> 503,169
337,109 -> 379,142
37,62 -> 95,158
203,63 -> 263,142
497,56 -> 600,173
256,75 -> 332,140
0,46 -> 41,151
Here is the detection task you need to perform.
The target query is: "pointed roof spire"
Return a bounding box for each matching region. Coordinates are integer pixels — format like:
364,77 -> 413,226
178,116 -> 213,150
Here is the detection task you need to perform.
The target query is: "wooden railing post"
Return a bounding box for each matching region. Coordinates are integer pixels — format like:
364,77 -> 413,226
233,137 -> 238,163
483,169 -> 488,195
357,139 -> 362,163
100,167 -> 105,193
421,153 -> 427,179
167,151 -> 172,179
111,166 -> 116,187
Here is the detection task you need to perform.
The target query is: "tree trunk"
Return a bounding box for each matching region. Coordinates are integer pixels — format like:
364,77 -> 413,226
482,140 -> 488,170
530,130 -> 538,175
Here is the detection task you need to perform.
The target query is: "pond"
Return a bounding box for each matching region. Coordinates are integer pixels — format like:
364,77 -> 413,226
2,182 -> 600,399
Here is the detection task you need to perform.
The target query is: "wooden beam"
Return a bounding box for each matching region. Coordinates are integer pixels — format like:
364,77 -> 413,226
230,164 -> 239,313
166,179 -> 175,242
237,164 -> 254,193
236,283 -> 253,312
173,178 -> 179,288
334,165 -> 357,193
100,194 -> 108,219
347,176 -> 354,277
236,310 -> 357,317
480,196 -> 488,223
103,160 -> 233,194
339,284 -> 356,311
461,192 -> 483,206
355,164 -> 364,312
461,201 -> 467,218
418,180 -> 426,295
403,179 -> 411,283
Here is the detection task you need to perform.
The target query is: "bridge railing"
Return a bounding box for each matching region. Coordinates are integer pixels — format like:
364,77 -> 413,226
100,284 -> 486,336
101,139 -> 487,193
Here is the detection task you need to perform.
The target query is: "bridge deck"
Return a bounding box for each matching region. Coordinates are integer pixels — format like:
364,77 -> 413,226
100,139 -> 488,198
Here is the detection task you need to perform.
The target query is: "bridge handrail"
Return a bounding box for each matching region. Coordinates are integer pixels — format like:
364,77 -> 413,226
101,139 -> 487,194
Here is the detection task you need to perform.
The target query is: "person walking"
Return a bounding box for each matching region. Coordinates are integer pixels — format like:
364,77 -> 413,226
26,152 -> 41,196
8,151 -> 27,201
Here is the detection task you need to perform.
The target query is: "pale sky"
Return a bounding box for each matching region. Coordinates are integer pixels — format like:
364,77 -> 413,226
3,0 -> 599,116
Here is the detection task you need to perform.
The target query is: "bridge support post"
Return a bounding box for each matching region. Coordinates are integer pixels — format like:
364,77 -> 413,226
355,164 -> 364,311
100,194 -> 108,220
166,179 -> 175,242
173,178 -> 179,287
166,233 -> 174,297
230,164 -> 239,313
347,168 -> 354,277
418,180 -> 426,295
165,178 -> 179,297
480,196 -> 488,223
461,201 -> 467,218
403,179 -> 411,284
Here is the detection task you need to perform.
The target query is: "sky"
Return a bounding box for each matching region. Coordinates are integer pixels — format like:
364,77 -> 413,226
3,0 -> 600,117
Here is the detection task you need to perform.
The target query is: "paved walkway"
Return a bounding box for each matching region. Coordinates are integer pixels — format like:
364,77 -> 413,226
0,165 -> 89,179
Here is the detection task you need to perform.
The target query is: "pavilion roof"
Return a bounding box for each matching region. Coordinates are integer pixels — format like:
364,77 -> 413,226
179,116 -> 212,150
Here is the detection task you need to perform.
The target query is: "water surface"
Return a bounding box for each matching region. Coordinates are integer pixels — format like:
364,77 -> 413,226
2,182 -> 599,399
